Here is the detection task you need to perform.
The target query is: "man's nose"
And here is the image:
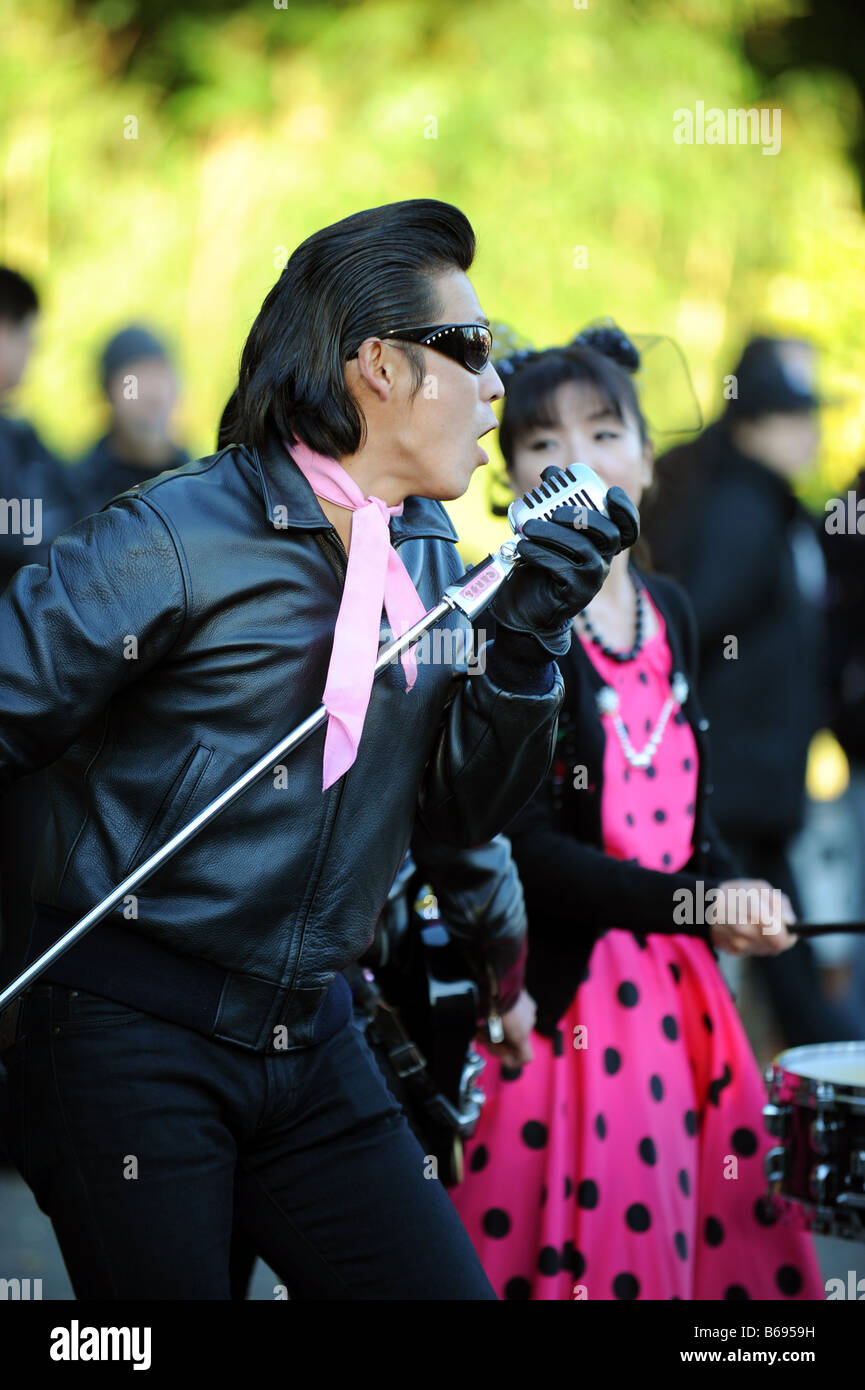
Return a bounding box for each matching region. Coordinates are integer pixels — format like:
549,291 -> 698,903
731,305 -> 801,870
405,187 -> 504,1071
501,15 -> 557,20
482,363 -> 505,403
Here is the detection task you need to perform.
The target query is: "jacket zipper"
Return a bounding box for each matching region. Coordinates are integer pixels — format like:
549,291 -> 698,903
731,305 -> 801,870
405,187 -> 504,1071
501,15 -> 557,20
283,525 -> 352,1000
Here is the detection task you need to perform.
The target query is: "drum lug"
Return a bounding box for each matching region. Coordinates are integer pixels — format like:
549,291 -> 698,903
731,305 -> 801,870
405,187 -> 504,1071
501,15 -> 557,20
809,1161 -> 838,1205
764,1145 -> 788,1183
810,1114 -> 841,1156
762,1102 -> 789,1139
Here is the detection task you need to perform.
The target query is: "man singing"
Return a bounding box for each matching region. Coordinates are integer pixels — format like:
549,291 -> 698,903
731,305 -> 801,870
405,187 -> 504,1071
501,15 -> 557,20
0,199 -> 637,1299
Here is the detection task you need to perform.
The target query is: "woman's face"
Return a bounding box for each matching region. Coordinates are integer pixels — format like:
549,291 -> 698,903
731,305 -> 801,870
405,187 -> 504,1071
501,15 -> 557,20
507,379 -> 653,506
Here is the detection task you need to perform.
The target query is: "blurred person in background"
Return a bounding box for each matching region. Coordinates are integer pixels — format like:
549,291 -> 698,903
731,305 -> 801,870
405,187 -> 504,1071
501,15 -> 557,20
642,335 -> 858,1049
0,268 -> 76,999
448,325 -> 821,1301
820,457 -> 865,1030
0,267 -> 75,585
70,324 -> 189,520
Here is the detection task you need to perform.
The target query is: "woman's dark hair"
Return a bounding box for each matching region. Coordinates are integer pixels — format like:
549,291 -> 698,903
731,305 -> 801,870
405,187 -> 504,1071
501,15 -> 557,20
498,328 -> 648,471
236,199 -> 476,457
0,267 -> 39,324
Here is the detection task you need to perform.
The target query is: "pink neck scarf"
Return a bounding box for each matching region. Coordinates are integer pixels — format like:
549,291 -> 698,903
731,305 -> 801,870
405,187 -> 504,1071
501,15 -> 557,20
285,437 -> 428,790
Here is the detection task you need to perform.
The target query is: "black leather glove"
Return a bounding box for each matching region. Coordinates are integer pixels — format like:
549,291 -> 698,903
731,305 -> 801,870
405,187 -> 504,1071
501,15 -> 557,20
491,471 -> 640,658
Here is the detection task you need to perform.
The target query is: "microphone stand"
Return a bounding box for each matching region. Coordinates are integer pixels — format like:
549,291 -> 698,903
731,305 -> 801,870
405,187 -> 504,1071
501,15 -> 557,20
0,542 -> 520,1016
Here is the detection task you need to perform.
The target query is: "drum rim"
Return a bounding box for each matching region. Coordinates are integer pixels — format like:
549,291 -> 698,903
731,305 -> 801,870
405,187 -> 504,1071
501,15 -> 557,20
768,1040 -> 865,1103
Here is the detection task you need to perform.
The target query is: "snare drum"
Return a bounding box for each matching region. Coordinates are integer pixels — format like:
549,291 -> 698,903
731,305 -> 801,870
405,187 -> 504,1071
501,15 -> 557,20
763,1041 -> 865,1240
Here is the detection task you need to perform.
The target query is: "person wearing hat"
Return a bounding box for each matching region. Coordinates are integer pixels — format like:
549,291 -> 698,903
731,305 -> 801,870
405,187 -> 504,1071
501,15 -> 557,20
642,334 -> 859,1049
0,268 -> 77,1012
70,324 -> 189,521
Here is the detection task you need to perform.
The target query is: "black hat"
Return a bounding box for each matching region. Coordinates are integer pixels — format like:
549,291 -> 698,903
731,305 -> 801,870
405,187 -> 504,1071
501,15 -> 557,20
726,336 -> 824,418
100,324 -> 171,393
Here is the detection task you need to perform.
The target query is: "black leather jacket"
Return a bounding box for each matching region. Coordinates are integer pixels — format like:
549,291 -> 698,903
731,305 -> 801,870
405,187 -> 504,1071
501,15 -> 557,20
0,433 -> 562,1049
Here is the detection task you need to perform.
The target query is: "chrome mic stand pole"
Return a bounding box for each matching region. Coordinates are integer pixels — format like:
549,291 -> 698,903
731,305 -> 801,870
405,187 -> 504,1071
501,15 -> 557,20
0,459 -> 610,1016
0,543 -> 521,1013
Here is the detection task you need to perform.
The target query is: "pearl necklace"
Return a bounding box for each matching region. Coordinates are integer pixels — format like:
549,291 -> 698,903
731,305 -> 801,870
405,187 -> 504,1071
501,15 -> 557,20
596,673 -> 689,768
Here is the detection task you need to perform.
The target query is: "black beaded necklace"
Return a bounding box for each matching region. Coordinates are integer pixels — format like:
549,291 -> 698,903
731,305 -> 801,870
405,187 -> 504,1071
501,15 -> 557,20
577,568 -> 645,662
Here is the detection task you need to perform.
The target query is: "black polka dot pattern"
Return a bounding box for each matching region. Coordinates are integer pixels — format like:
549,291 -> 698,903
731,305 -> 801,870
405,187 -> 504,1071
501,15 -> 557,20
613,1272 -> 640,1300
776,1265 -> 802,1296
705,1216 -> 724,1246
617,981 -> 639,1007
638,1137 -> 657,1165
521,1121 -> 548,1150
650,1074 -> 664,1102
604,1047 -> 621,1075
754,1196 -> 778,1227
562,1242 -> 586,1278
625,1202 -> 651,1232
662,1015 -> 678,1041
483,1208 -> 511,1238
708,1063 -> 733,1107
469,1144 -> 488,1173
504,1276 -> 531,1300
577,1179 -> 599,1209
731,1126 -> 758,1157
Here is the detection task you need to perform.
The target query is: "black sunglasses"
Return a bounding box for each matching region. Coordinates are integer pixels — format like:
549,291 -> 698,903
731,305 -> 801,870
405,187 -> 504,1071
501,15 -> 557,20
349,323 -> 493,375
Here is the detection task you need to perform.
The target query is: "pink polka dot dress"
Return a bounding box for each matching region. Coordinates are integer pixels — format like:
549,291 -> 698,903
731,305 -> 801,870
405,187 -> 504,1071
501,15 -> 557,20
448,595 -> 823,1301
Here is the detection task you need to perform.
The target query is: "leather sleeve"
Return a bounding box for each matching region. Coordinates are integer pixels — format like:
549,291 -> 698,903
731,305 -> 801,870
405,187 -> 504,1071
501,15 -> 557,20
0,498 -> 188,790
415,662 -> 565,849
410,824 -> 528,1014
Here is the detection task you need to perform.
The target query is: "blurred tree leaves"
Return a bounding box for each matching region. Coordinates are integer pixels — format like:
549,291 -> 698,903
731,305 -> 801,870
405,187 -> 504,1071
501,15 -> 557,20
1,0 -> 863,555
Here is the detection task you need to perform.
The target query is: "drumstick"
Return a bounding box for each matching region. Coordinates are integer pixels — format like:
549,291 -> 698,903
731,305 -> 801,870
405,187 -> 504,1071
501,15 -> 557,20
792,922 -> 865,937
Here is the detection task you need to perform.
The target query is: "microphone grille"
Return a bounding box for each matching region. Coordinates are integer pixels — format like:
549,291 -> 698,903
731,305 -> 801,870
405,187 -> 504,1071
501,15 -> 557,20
507,464 -> 608,536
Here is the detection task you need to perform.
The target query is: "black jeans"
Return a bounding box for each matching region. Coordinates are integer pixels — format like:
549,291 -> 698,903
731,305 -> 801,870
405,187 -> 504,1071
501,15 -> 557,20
1,985 -> 495,1300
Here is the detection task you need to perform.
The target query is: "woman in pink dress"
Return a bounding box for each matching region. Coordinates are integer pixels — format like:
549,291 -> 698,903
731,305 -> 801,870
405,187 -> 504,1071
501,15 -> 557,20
449,325 -> 824,1301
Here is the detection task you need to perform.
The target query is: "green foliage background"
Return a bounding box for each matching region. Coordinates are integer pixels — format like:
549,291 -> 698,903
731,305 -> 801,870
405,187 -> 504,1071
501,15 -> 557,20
1,0 -> 863,555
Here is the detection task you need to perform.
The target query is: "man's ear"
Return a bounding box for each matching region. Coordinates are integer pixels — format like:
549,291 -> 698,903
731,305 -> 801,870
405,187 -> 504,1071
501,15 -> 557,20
350,337 -> 398,404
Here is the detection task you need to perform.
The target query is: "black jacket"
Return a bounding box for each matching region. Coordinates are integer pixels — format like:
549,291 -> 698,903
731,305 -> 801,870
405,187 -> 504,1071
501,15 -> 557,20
0,433 -> 563,1050
643,423 -> 826,842
504,568 -> 736,1035
0,416 -> 76,590
69,434 -> 191,524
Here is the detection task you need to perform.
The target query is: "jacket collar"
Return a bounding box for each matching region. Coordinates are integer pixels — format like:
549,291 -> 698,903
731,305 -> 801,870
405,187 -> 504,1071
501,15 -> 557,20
247,432 -> 460,546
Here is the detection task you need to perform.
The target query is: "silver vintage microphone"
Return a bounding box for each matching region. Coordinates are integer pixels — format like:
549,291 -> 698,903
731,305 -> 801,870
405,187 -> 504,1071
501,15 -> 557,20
442,462 -> 610,622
